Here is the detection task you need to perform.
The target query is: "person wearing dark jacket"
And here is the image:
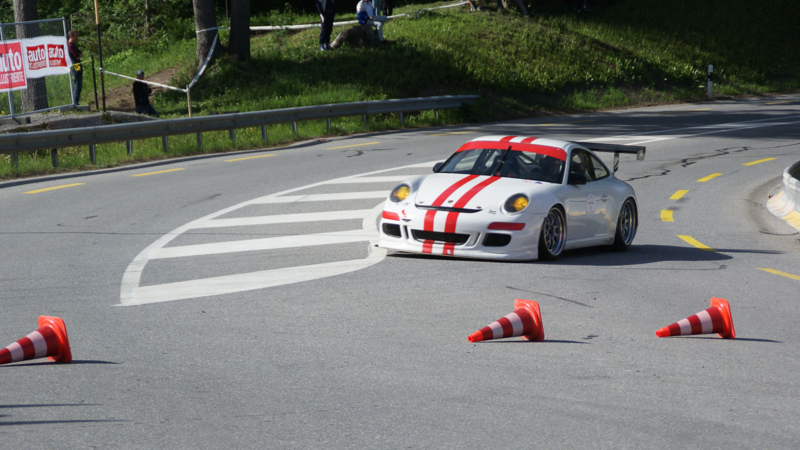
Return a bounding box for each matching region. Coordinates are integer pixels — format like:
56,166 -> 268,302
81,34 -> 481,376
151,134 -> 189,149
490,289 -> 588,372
315,0 -> 335,51
67,30 -> 83,105
132,70 -> 159,117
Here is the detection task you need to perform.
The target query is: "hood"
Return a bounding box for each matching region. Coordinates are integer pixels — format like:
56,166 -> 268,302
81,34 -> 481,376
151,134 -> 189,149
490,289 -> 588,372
413,174 -> 556,211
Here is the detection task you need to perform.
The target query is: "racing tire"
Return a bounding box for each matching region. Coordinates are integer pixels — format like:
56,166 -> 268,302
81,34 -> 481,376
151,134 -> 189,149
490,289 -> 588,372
611,198 -> 638,251
538,206 -> 566,260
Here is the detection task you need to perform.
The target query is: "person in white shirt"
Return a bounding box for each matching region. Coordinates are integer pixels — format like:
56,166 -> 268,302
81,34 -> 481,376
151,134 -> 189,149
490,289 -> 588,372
356,0 -> 387,43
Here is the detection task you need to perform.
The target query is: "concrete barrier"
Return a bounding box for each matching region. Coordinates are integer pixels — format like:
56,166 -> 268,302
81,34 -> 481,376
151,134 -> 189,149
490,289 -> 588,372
767,160 -> 800,231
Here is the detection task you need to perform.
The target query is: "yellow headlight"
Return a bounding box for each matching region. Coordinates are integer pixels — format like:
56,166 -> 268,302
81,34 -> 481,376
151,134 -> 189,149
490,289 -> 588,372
505,194 -> 529,213
391,185 -> 410,202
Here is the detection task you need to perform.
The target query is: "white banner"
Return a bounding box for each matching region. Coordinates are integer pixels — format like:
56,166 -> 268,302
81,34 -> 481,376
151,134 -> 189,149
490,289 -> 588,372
0,40 -> 28,92
21,36 -> 73,79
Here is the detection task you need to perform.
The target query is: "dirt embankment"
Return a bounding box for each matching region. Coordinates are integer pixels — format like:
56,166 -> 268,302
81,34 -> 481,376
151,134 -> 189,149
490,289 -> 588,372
101,66 -> 182,112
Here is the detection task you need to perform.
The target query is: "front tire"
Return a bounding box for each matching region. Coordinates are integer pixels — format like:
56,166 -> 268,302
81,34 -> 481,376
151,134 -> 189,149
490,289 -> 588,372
611,198 -> 637,251
538,207 -> 566,260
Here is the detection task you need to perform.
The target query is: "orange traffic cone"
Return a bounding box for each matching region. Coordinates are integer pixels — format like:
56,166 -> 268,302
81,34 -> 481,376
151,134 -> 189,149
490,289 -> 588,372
468,299 -> 545,342
656,298 -> 735,339
0,316 -> 72,365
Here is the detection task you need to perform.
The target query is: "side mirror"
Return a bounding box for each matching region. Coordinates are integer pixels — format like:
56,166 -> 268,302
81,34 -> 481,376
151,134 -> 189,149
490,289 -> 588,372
433,162 -> 443,173
568,172 -> 587,185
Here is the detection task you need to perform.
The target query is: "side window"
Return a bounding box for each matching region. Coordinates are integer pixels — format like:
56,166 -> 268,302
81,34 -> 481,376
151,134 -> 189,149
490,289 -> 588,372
589,153 -> 609,180
569,150 -> 592,181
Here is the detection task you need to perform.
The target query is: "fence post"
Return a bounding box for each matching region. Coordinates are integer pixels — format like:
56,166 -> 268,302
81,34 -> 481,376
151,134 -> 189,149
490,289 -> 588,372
126,140 -> 132,156
91,57 -> 99,111
229,129 -> 236,147
197,132 -> 203,150
162,136 -> 169,153
51,149 -> 58,168
261,125 -> 267,144
186,87 -> 192,118
707,64 -> 713,100
89,144 -> 96,164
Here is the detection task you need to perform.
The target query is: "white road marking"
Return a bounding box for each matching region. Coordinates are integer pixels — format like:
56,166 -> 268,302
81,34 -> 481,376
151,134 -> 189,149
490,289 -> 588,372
325,176 -> 413,184
251,191 -> 390,204
119,162 -> 430,306
195,209 -> 373,228
579,116 -> 800,146
150,229 -> 376,259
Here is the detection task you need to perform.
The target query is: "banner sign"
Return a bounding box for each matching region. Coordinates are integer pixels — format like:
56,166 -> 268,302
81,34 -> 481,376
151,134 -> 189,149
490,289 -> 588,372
0,40 -> 28,92
21,36 -> 73,79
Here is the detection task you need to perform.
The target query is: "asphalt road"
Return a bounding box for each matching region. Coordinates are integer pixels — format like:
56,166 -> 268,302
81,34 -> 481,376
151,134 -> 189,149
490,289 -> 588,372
1,95 -> 799,449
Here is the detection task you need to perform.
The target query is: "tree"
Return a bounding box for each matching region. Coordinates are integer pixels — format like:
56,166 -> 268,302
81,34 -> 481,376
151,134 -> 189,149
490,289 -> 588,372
13,0 -> 49,112
192,0 -> 218,68
229,0 -> 250,62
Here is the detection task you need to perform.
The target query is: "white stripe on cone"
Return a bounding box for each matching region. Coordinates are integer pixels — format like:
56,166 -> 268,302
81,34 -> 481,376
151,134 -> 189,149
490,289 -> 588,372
697,310 -> 713,334
30,331 -> 48,358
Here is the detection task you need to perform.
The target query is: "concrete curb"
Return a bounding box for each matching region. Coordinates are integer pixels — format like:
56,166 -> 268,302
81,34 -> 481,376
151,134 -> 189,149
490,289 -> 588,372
767,160 -> 800,231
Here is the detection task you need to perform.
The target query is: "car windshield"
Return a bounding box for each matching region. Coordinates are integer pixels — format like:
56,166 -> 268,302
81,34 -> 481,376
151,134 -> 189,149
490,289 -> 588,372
437,148 -> 565,184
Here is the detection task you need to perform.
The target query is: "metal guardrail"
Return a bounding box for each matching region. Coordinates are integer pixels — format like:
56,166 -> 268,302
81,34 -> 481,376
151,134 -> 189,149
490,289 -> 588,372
0,95 -> 478,164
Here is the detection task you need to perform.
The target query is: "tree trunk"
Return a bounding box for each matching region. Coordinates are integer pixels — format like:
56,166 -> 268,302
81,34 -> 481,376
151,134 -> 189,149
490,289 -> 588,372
192,0 -> 218,68
229,0 -> 251,62
13,0 -> 49,112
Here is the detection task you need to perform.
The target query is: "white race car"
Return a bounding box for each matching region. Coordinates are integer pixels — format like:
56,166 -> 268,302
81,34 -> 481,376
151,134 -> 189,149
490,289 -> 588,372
378,135 -> 645,260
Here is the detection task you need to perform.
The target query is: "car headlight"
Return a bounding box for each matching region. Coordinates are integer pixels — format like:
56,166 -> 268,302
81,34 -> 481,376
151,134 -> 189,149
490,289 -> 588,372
390,184 -> 411,203
504,194 -> 529,213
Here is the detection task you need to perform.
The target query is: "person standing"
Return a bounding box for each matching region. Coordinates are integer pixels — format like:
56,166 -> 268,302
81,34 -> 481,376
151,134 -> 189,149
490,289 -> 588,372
132,70 -> 159,117
316,0 -> 335,51
356,0 -> 387,43
67,30 -> 83,106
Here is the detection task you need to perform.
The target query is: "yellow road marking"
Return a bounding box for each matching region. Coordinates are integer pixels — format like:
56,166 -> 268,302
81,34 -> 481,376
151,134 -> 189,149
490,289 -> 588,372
653,108 -> 711,114
661,210 -> 674,222
765,100 -> 800,105
132,168 -> 185,177
697,173 -> 722,182
758,268 -> 800,282
677,235 -> 715,251
429,131 -> 476,136
783,211 -> 800,229
670,190 -> 688,200
536,120 -> 597,126
743,157 -> 776,166
24,183 -> 84,194
225,154 -> 275,162
326,141 -> 380,149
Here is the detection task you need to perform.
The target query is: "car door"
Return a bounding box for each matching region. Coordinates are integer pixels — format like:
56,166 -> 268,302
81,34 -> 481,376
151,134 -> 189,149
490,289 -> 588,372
564,149 -> 614,241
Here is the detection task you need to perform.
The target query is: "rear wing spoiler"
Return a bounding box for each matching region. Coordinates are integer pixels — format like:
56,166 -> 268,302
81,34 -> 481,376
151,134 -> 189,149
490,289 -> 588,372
575,142 -> 646,173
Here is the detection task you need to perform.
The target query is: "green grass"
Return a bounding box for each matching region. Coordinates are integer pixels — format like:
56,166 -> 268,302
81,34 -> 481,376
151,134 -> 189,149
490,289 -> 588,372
2,0 -> 798,179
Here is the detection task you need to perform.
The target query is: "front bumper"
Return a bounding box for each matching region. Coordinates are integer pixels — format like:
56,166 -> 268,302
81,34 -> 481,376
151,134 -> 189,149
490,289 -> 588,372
377,202 -> 546,261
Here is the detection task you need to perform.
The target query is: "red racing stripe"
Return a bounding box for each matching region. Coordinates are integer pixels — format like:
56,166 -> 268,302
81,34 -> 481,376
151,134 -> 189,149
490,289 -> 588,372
455,141 -> 567,161
500,136 -> 515,142
422,174 -> 479,254
520,137 -> 538,144
441,176 -> 501,255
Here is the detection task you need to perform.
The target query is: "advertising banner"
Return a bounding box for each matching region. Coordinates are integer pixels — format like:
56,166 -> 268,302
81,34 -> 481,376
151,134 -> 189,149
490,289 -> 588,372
0,40 -> 28,93
21,36 -> 73,79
